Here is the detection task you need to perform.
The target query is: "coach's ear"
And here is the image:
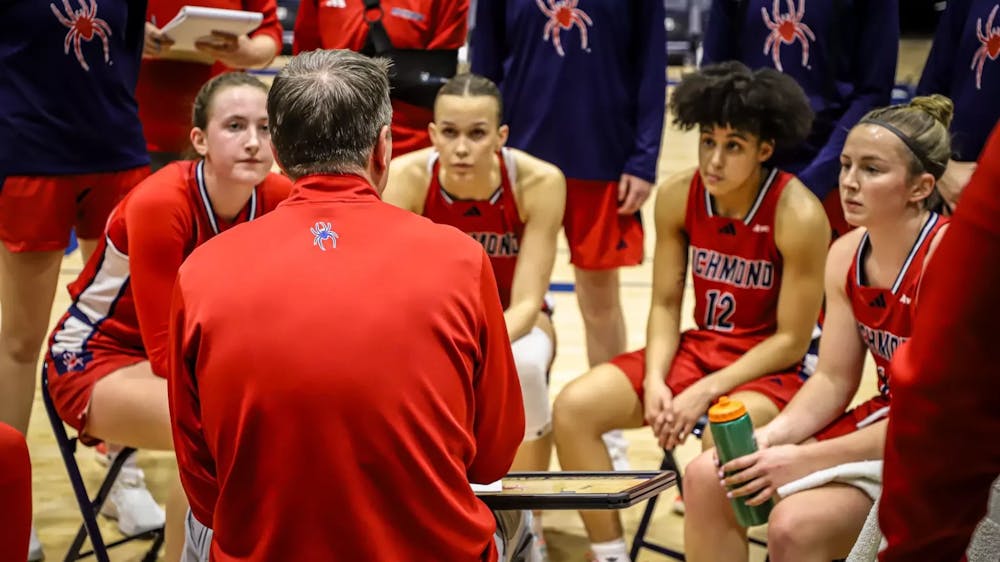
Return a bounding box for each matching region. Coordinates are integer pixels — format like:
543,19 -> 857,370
371,125 -> 392,194
190,127 -> 208,157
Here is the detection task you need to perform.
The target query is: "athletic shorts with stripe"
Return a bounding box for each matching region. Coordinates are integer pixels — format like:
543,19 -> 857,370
814,395 -> 891,441
44,334 -> 146,446
563,178 -> 644,270
610,330 -> 805,415
0,166 -> 149,252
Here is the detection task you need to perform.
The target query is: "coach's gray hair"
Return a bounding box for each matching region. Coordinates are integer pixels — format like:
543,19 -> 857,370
267,49 -> 393,179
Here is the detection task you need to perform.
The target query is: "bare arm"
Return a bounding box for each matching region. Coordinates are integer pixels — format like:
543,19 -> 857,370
642,172 -> 691,440
383,148 -> 435,214
709,181 -> 830,392
505,152 -> 565,341
763,229 -> 869,447
643,172 -> 691,386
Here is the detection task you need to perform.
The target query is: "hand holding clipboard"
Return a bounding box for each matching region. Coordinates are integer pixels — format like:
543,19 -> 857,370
144,6 -> 265,67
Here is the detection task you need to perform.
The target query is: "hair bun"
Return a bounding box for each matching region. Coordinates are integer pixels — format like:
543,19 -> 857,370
908,94 -> 954,128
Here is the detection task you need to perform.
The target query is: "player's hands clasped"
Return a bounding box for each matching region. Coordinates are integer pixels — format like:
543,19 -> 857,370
643,377 -> 674,449
662,378 -> 715,449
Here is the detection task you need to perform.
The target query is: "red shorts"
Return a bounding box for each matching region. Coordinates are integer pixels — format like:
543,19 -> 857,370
814,395 -> 891,441
610,330 -> 805,419
0,166 -> 149,252
45,336 -> 146,445
563,178 -> 644,270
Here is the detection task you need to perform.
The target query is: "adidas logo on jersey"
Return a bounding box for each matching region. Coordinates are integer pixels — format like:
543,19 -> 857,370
463,206 -> 482,217
718,222 -> 737,236
752,224 -> 770,233
900,294 -> 912,305
616,239 -> 628,250
868,294 -> 887,308
324,0 -> 346,7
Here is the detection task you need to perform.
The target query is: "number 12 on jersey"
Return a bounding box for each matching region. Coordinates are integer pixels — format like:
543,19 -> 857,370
705,290 -> 735,331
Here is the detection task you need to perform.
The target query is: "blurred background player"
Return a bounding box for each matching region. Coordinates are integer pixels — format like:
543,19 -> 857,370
384,72 -> 565,557
139,0 -> 283,169
702,0 -> 900,238
471,0 -> 666,470
0,2 -> 151,557
0,422 -> 31,561
682,95 -> 953,562
169,49 -> 527,561
552,62 -> 830,562
914,0 -> 1000,211
293,0 -> 468,155
43,72 -> 290,562
879,122 -> 1000,562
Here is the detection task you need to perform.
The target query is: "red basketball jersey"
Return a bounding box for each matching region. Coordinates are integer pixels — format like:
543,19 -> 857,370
686,168 -> 791,341
49,160 -> 290,377
846,212 -> 947,398
422,149 -> 524,309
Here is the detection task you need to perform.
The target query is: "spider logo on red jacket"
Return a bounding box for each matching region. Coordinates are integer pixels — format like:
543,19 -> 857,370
311,221 -> 340,251
536,0 -> 593,57
972,4 -> 1000,90
50,0 -> 112,72
761,0 -> 816,72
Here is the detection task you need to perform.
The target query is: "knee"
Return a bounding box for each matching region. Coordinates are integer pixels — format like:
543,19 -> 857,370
683,451 -> 723,501
766,502 -> 811,555
574,271 -> 621,313
552,375 -> 601,436
0,320 -> 50,364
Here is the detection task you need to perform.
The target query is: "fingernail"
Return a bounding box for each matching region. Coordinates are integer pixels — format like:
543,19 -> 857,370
717,470 -> 724,478
725,492 -> 732,498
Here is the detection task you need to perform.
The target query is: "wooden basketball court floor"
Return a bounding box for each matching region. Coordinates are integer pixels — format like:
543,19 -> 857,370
18,40 -> 931,561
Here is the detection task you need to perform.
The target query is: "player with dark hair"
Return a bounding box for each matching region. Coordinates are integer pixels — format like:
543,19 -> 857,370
552,61 -> 830,562
683,94 -> 953,562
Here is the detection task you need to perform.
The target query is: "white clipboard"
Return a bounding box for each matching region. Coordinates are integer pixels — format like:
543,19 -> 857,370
160,6 -> 263,52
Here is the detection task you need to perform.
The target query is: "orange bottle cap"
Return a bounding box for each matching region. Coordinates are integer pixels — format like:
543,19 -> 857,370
708,396 -> 747,423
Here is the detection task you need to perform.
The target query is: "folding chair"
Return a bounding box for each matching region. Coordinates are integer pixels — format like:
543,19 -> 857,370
41,366 -> 165,562
630,417 -> 768,561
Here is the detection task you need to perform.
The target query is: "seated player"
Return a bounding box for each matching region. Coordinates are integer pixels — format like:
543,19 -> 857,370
384,74 -> 565,558
681,95 -> 953,562
43,73 -> 291,562
551,61 -> 831,562
384,73 -> 565,472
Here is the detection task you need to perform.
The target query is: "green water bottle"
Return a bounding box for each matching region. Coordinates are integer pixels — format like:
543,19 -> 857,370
708,396 -> 774,527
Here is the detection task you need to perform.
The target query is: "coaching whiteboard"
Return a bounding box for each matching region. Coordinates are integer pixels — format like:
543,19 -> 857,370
161,6 -> 263,52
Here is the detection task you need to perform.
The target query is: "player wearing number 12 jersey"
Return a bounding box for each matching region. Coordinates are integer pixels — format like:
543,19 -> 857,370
551,62 -> 831,562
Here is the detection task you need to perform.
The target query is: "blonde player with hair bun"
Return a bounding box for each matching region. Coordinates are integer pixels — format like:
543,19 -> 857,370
682,94 -> 954,562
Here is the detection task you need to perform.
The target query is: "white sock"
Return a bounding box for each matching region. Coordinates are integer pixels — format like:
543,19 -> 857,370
591,538 -> 630,562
